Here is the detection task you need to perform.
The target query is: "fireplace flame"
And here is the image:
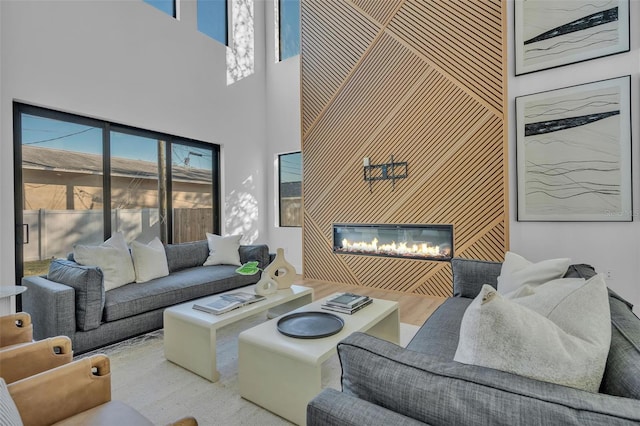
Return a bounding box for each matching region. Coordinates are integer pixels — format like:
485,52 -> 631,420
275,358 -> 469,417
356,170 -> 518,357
341,238 -> 445,258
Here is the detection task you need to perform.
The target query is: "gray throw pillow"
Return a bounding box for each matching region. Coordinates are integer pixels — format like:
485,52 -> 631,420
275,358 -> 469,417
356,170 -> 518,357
240,244 -> 270,270
600,294 -> 640,398
47,259 -> 105,331
451,257 -> 502,298
164,240 -> 209,273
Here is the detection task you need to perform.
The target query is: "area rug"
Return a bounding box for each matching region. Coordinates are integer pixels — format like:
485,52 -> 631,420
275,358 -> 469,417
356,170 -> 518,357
81,313 -> 419,426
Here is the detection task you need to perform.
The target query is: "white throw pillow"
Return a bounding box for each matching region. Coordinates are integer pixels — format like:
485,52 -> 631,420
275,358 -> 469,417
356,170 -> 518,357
74,232 -> 136,291
203,233 -> 242,266
130,238 -> 169,283
454,275 -> 611,392
497,251 -> 570,295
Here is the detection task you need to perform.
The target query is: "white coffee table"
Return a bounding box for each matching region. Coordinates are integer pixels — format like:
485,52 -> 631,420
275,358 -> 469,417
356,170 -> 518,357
238,294 -> 399,425
163,284 -> 313,382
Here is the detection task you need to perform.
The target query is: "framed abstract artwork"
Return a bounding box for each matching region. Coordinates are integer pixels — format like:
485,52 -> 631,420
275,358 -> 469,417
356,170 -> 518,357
516,76 -> 631,221
515,0 -> 629,75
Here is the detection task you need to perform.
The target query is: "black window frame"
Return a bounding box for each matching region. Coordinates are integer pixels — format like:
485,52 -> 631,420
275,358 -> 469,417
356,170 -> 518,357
13,102 -> 221,294
278,0 -> 301,62
278,151 -> 302,228
197,0 -> 229,46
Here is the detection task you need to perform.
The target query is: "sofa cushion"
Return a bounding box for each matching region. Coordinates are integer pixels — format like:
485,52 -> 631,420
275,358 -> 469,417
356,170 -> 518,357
47,259 -> 104,331
164,240 -> 209,273
451,257 -> 502,298
454,276 -> 611,393
497,251 -> 570,295
600,293 -> 640,399
165,241 -> 270,273
239,244 -> 271,270
130,238 -> 169,283
102,265 -> 259,322
406,297 -> 471,359
307,388 -> 426,426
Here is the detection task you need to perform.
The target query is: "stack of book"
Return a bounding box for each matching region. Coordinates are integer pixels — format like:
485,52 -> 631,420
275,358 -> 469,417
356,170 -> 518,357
321,292 -> 372,314
193,292 -> 266,315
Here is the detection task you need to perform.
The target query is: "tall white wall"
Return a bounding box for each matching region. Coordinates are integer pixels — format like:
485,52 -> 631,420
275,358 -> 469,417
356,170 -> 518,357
508,0 -> 640,314
264,1 -> 303,272
0,0 -> 268,312
2,0 -> 636,315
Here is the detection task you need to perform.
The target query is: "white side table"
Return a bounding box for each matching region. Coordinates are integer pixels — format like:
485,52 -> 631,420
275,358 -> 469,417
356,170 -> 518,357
0,286 -> 27,299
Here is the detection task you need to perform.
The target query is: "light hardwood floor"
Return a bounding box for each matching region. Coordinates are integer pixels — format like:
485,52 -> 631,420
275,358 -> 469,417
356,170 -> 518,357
293,277 -> 446,326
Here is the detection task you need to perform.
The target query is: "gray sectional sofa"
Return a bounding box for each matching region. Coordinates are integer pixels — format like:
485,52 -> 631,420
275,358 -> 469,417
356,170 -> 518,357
307,259 -> 640,425
22,240 -> 270,354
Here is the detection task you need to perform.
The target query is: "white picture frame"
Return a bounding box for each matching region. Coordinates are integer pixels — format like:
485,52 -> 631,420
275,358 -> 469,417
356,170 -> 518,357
516,76 -> 632,221
515,0 -> 630,75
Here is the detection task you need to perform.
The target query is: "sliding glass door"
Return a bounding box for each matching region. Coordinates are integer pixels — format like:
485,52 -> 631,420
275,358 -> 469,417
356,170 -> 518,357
17,109 -> 105,279
110,129 -> 166,243
14,103 -> 220,289
171,142 -> 218,243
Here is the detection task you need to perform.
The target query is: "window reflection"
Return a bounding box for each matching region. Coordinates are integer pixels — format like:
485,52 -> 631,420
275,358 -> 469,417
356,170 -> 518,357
172,144 -> 215,242
279,151 -> 302,227
110,130 -> 164,243
21,114 -> 104,275
17,105 -> 220,278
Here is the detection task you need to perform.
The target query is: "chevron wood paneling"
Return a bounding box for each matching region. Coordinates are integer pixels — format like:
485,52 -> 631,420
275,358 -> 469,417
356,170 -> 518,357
301,0 -> 507,297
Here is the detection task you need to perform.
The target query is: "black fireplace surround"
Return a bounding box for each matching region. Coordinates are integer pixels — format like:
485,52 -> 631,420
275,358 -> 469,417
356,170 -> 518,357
333,223 -> 453,261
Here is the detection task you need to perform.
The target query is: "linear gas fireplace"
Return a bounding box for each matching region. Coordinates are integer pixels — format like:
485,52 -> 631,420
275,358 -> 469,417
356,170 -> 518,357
333,223 -> 453,261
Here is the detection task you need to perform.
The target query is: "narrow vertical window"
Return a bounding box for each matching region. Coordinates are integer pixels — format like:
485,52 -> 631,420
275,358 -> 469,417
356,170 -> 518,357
171,143 -> 219,243
144,0 -> 176,18
279,0 -> 300,61
198,0 -> 228,45
279,152 -> 302,227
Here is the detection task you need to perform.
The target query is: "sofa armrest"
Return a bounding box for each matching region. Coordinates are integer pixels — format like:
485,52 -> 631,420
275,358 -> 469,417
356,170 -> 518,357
21,275 -> 76,340
239,244 -> 270,270
8,354 -> 111,426
308,388 -> 428,426
0,312 -> 32,348
338,333 -> 640,426
0,336 -> 73,384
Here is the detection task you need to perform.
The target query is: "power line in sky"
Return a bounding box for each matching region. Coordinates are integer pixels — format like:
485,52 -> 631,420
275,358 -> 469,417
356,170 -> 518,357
23,127 -> 96,145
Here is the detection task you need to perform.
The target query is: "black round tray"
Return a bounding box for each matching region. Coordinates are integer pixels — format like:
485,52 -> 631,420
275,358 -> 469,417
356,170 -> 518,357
276,311 -> 345,339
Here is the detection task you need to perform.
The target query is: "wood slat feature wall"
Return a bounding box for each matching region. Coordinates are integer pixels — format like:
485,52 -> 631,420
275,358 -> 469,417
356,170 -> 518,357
301,0 -> 508,297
